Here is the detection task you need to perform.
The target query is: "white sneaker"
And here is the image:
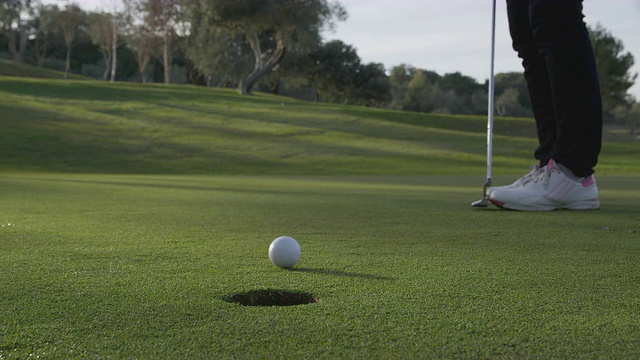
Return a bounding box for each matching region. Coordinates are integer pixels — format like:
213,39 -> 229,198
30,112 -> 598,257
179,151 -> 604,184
488,159 -> 600,211
487,162 -> 540,197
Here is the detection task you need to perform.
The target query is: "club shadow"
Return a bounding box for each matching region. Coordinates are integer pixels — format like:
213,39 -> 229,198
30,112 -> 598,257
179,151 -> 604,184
289,267 -> 395,281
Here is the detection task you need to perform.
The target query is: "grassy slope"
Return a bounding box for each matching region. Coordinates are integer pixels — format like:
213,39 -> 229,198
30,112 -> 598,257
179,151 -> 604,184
1,76 -> 640,358
0,60 -> 88,80
1,76 -> 637,175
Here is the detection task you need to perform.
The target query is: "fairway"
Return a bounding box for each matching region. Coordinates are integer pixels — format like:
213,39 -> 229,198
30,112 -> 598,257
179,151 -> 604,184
1,77 -> 640,358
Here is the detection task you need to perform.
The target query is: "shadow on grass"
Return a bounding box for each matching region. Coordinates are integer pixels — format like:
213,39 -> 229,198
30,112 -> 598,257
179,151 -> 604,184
290,267 -> 395,281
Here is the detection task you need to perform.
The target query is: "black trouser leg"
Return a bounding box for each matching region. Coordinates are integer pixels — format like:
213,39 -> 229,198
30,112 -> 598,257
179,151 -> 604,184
506,0 -> 602,177
506,0 -> 556,167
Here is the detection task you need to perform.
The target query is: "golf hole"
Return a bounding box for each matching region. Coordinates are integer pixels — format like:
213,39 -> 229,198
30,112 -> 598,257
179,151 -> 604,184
224,289 -> 317,307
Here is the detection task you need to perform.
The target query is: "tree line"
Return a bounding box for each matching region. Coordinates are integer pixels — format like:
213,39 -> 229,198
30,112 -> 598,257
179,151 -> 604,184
1,0 -> 637,129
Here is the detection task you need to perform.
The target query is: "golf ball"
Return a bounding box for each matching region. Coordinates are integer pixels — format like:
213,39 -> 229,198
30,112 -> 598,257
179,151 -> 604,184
268,236 -> 301,268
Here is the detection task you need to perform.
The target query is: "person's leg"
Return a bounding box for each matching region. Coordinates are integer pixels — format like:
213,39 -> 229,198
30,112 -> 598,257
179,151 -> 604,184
506,0 -> 555,166
488,0 -> 552,197
529,0 -> 602,177
489,0 -> 602,210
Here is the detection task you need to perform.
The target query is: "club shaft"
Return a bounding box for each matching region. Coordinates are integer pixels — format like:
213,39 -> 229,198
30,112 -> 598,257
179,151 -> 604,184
486,0 -> 496,184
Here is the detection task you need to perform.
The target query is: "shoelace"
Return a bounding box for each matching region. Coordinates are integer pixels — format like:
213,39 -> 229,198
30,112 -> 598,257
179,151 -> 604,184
520,164 -> 544,186
529,165 -> 553,187
522,164 -> 539,181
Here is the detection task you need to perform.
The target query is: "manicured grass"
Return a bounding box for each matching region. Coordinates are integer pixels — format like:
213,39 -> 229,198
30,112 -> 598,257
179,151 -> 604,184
1,173 -> 639,358
1,76 -> 637,175
1,76 -> 639,358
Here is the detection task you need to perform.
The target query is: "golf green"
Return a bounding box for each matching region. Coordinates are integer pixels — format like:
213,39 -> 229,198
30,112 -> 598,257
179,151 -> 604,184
2,173 -> 639,358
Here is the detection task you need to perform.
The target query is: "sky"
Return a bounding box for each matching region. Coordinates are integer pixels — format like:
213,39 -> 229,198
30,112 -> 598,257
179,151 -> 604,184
322,0 -> 640,100
46,0 -> 640,99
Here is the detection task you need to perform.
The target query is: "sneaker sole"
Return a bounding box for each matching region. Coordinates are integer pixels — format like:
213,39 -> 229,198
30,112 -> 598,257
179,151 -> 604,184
489,198 -> 600,211
563,199 -> 600,210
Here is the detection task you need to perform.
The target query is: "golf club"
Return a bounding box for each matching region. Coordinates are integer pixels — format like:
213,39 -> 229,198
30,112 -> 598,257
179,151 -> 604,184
471,0 -> 497,208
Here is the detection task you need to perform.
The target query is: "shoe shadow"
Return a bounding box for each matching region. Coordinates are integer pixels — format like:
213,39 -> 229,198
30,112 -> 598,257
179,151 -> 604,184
290,267 -> 395,281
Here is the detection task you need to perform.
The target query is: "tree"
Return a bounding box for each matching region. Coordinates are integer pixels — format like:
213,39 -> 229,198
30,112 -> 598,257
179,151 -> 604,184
142,0 -> 179,84
258,7 -> 329,96
493,72 -> 532,117
403,70 -> 433,112
122,0 -> 158,83
125,0 -> 180,84
440,72 -> 481,97
182,2 -> 251,87
429,85 -> 466,114
308,39 -> 360,102
390,65 -> 465,113
350,62 -> 391,106
33,4 -> 59,67
496,87 -> 521,116
87,12 -> 117,81
388,64 -> 416,109
204,0 -> 347,95
400,69 -> 476,114
124,23 -> 157,83
470,88 -> 488,114
589,24 -> 637,122
439,72 -> 484,114
52,3 -> 86,79
261,38 -> 316,95
305,41 -> 390,106
0,0 -> 33,63
611,101 -> 640,138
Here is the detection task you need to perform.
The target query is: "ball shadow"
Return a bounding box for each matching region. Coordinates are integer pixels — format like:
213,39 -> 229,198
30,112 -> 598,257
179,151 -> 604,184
290,267 -> 395,281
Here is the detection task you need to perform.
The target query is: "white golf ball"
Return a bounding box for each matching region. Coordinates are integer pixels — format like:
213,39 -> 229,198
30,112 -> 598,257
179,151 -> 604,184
268,236 -> 301,268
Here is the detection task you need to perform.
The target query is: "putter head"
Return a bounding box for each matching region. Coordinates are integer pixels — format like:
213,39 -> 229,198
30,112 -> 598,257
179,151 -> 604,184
471,179 -> 492,208
471,197 -> 489,207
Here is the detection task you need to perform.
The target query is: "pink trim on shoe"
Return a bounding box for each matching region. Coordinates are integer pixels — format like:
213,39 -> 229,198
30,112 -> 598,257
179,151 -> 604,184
489,198 -> 505,207
582,176 -> 596,187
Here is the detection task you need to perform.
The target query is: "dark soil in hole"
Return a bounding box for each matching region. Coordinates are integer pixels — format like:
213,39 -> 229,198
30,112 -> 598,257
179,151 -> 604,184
224,289 -> 317,307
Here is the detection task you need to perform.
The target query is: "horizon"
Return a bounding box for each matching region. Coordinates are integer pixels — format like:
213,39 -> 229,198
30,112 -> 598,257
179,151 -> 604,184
40,0 -> 640,99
